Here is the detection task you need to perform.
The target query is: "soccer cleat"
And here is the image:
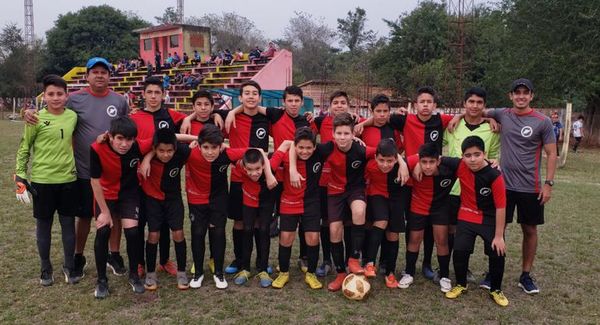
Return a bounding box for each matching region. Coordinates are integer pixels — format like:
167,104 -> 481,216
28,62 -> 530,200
189,273 -> 204,289
490,290 -> 509,307
479,273 -> 491,290
129,275 -> 145,294
297,258 -> 308,273
439,277 -> 452,293
158,260 -> 178,276
107,254 -> 127,276
209,258 -> 215,274
225,262 -> 239,275
63,266 -> 78,285
432,269 -> 441,283
385,274 -> 399,288
144,272 -> 158,291
347,258 -> 365,274
177,271 -> 189,290
190,263 -> 196,275
256,271 -> 273,288
40,270 -> 54,287
398,274 -> 414,289
316,261 -> 332,277
266,265 -> 274,275
233,270 -> 251,285
272,272 -> 290,289
94,278 -> 109,299
422,265 -> 435,280
305,272 -> 323,290
327,272 -> 347,292
213,274 -> 228,289
445,285 -> 467,299
518,274 -> 540,294
137,264 -> 145,278
364,263 -> 377,278
72,255 -> 86,282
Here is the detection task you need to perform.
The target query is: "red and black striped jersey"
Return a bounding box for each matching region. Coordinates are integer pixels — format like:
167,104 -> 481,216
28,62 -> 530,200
90,139 -> 152,200
365,159 -> 403,198
407,154 -> 459,216
390,113 -> 453,156
130,108 -> 187,141
265,107 -> 310,149
141,144 -> 191,201
361,124 -> 404,152
229,112 -> 270,183
322,141 -> 376,195
239,153 -> 281,208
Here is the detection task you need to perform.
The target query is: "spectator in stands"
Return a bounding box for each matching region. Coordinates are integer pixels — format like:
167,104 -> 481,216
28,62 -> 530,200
191,50 -> 202,65
248,46 -> 261,63
223,49 -> 233,65
230,48 -> 244,65
146,63 -> 154,78
164,53 -> 174,69
155,51 -> 162,72
182,52 -> 189,65
174,71 -> 185,84
184,72 -> 204,89
259,41 -> 277,61
163,73 -> 171,90
214,50 -> 224,66
173,52 -> 182,67
139,57 -> 145,67
117,59 -> 126,72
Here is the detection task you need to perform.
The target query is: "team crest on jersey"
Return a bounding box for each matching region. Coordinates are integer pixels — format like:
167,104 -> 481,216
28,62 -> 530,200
479,187 -> 491,196
520,126 -> 533,138
106,105 -> 118,117
129,158 -> 140,168
430,130 -> 439,141
256,128 -> 267,139
313,162 -> 322,173
440,179 -> 452,187
158,121 -> 170,129
351,160 -> 362,169
219,165 -> 228,173
43,121 -> 50,126
169,168 -> 180,177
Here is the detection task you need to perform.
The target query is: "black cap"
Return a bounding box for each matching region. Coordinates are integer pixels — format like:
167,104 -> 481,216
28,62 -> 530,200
511,78 -> 534,92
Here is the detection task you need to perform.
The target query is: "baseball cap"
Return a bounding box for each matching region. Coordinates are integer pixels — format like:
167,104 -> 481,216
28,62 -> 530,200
511,78 -> 534,92
86,57 -> 111,71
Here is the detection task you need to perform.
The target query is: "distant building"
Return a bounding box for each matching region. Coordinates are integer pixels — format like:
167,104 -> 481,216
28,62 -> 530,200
134,24 -> 211,66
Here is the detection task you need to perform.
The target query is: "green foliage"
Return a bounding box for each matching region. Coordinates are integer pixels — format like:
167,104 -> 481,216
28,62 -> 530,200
336,7 -> 376,53
0,24 -> 43,97
155,7 -> 180,25
186,12 -> 266,52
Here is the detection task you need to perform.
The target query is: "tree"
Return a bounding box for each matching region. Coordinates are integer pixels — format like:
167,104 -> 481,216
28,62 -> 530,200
186,12 -> 266,51
44,5 -> 150,74
0,24 -> 44,97
336,7 -> 376,53
155,7 -> 180,25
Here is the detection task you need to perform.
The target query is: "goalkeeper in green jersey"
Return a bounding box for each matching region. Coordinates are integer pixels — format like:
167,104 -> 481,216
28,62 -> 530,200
14,75 -> 79,286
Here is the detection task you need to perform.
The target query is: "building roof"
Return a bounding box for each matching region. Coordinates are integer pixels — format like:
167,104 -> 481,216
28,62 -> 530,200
133,24 -> 210,34
297,79 -> 341,87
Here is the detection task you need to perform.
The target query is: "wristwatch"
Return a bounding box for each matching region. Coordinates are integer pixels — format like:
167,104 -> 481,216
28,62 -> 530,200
544,180 -> 554,186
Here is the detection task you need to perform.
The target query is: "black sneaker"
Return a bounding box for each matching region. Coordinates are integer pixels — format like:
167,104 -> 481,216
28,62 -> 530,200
63,266 -> 78,284
128,275 -> 145,294
518,274 -> 540,294
94,278 -> 109,299
72,255 -> 87,282
107,254 -> 127,276
40,270 -> 54,287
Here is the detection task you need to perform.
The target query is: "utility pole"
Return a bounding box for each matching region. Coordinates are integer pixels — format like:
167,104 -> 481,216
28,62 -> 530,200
447,0 -> 473,106
24,0 -> 34,46
177,0 -> 184,23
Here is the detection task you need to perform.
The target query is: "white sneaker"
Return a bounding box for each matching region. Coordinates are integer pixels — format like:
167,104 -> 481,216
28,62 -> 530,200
398,274 -> 414,289
439,277 -> 452,293
189,274 -> 204,289
214,274 -> 228,289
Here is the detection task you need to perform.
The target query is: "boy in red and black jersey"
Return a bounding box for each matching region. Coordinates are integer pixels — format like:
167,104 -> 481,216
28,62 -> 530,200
399,143 -> 458,293
445,136 -> 508,307
363,139 -> 408,288
187,90 -> 230,136
90,117 -> 152,298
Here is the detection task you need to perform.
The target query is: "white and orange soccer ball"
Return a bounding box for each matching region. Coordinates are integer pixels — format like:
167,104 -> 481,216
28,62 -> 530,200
342,274 -> 371,300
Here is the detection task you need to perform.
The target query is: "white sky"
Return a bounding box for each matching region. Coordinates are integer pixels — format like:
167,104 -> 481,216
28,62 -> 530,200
3,0 -> 423,42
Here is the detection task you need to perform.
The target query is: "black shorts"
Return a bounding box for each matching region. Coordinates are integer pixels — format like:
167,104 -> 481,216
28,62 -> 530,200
31,181 -> 78,219
367,195 -> 406,233
454,220 -> 499,256
280,211 -> 321,232
228,181 -> 243,221
189,203 -> 227,228
506,190 -> 544,225
145,196 -> 184,231
448,195 -> 461,225
242,205 -> 273,231
97,197 -> 139,220
76,178 -> 94,219
407,212 -> 449,231
327,187 -> 365,223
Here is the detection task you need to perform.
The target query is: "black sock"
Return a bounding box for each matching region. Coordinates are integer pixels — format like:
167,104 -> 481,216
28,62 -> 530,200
423,225 -> 433,268
174,240 -> 187,272
159,223 -> 170,265
344,225 -> 352,262
298,227 -> 307,259
208,226 -> 215,259
366,227 -> 385,264
190,220 -> 207,275
307,244 -> 319,273
379,235 -> 390,267
453,250 -> 470,286
278,244 -> 292,272
405,251 -> 419,276
254,228 -> 261,269
210,227 -> 225,275
351,224 -> 366,259
257,228 -> 270,272
146,241 -> 158,272
137,218 -> 146,266
385,239 -> 400,275
124,227 -> 141,276
320,226 -> 331,263
36,217 -> 53,272
448,233 -> 455,257
490,255 -> 505,291
232,228 -> 244,264
94,226 -> 111,280
58,215 -> 75,270
242,229 -> 253,270
437,254 -> 450,278
331,242 -> 346,273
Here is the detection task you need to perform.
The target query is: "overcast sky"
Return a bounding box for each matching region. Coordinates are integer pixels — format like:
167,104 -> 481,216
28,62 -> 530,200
3,0 -> 423,42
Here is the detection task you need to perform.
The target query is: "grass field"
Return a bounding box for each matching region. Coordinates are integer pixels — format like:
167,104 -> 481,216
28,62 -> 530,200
1,119 -> 599,324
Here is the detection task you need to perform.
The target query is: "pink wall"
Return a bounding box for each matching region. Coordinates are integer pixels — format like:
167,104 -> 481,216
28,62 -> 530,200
250,49 -> 293,89
138,33 -> 184,67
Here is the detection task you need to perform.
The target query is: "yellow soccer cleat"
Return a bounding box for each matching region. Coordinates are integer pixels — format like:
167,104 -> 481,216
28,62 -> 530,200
490,290 -> 509,307
445,285 -> 468,299
305,272 -> 323,290
272,272 -> 290,289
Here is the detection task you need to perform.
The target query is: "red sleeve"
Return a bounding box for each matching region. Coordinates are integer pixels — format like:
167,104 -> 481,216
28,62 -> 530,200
270,150 -> 286,170
441,114 -> 454,129
365,146 -> 377,159
169,109 -> 188,125
491,175 -> 507,209
138,139 -> 153,155
310,121 -> 318,134
225,148 -> 247,163
407,154 -> 419,172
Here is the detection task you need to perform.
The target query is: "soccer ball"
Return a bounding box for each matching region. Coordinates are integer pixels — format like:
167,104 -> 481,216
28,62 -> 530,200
342,274 -> 371,300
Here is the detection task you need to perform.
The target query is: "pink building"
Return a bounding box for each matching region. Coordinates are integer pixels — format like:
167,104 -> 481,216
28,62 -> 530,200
134,24 -> 211,66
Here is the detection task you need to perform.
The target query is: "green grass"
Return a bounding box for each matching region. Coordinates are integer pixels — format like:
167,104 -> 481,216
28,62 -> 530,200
1,120 -> 599,324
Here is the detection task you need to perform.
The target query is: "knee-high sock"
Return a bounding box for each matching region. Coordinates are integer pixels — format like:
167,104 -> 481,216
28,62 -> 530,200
320,226 -> 331,263
174,239 -> 187,272
298,227 -> 307,259
423,225 -> 433,267
331,242 -> 346,273
257,227 -> 270,272
210,227 -> 226,275
146,241 -> 158,272
159,223 -> 170,265
437,254 -> 450,278
405,250 -> 419,276
365,227 -> 385,264
307,244 -> 319,273
344,225 -> 352,261
124,227 -> 141,276
232,228 -> 244,264
385,239 -> 400,275
58,216 -> 75,270
453,250 -> 470,287
278,244 -> 292,272
489,254 -> 505,291
241,229 -> 253,270
94,226 -> 111,280
36,217 -> 54,272
351,224 -> 366,259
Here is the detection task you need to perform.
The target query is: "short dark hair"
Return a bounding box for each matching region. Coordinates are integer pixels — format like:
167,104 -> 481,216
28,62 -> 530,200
333,112 -> 355,131
191,90 -> 214,106
283,85 -> 303,100
329,90 -> 349,104
415,86 -> 437,103
418,143 -> 440,159
153,127 -> 177,148
42,74 -> 67,92
464,87 -> 487,103
294,127 -> 316,145
144,76 -> 164,91
376,138 -> 398,157
578,115 -> 585,121
109,116 -> 137,139
198,124 -> 224,145
461,135 -> 485,153
242,148 -> 264,166
370,94 -> 390,110
240,80 -> 262,96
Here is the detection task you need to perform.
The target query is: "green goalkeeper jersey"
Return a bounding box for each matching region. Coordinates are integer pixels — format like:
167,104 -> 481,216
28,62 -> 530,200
15,108 -> 77,184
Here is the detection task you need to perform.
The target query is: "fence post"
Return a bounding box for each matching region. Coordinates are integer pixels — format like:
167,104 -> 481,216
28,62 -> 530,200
559,102 -> 572,168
